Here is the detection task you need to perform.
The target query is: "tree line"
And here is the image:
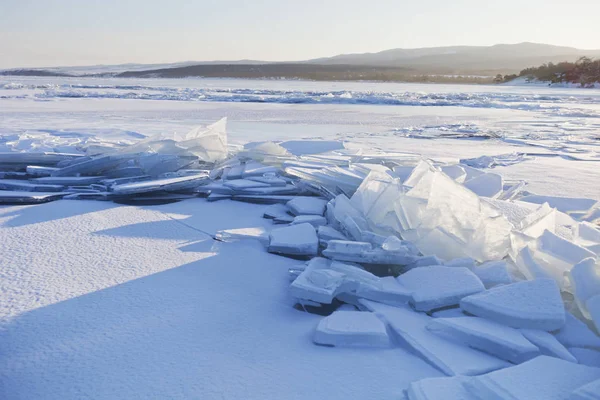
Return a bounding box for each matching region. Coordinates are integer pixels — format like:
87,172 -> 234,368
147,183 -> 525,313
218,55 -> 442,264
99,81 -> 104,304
496,57 -> 600,86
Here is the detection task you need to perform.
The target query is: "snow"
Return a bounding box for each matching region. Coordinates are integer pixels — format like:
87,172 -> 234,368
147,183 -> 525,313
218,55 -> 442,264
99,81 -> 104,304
553,312 -> 600,350
520,328 -> 577,363
570,378 -> 600,400
463,173 -> 503,198
406,376 -> 474,400
287,197 -> 328,216
471,261 -> 513,288
313,311 -> 391,348
569,348 -> 600,368
0,200 -> 439,400
460,279 -> 566,331
464,356 -> 600,400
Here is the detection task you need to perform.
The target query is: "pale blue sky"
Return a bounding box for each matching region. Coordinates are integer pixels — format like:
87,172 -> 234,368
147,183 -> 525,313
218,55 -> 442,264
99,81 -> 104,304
1,0 -> 599,68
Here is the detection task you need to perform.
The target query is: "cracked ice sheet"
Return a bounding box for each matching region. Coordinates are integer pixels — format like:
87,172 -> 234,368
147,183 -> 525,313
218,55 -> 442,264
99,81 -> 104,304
0,200 -> 440,400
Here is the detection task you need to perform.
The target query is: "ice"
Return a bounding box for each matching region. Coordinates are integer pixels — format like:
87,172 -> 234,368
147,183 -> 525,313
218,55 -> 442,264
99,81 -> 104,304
322,239 -> 419,265
231,194 -> 297,204
464,356 -> 600,400
569,258 -> 600,320
444,257 -> 476,269
32,176 -> 105,185
460,279 -> 566,331
0,190 -> 66,204
215,227 -> 270,246
569,348 -> 600,367
291,215 -> 328,227
406,376 -> 475,400
111,173 -> 209,195
268,223 -> 319,257
519,329 -> 577,363
520,195 -> 598,215
317,225 -> 347,242
461,153 -> 532,169
397,266 -> 485,312
405,255 -> 444,270
0,179 -> 64,192
588,295 -> 600,334
554,312 -> 600,350
207,193 -> 231,202
431,308 -> 467,318
427,317 -> 541,364
518,202 -> 557,238
223,179 -> 271,189
515,230 -> 596,287
461,165 -> 486,181
262,203 -> 290,219
362,300 -> 510,376
570,379 -> 600,400
25,165 -> 60,176
287,197 -> 328,216
463,172 -> 503,198
355,276 -> 413,306
313,311 -> 390,348
440,165 -> 467,183
472,261 -> 513,288
247,175 -> 287,186
290,269 -> 356,304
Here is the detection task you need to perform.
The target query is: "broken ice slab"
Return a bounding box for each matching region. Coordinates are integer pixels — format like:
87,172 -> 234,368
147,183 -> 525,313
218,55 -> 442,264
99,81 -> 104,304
516,230 -> 596,286
291,215 -> 327,228
397,266 -> 485,312
570,379 -> 600,400
463,172 -> 503,199
427,317 -> 541,364
406,376 -> 475,400
207,193 -> 231,202
444,257 -> 476,269
440,165 -> 467,183
215,227 -> 269,246
268,223 -> 318,257
262,203 -> 290,219
290,269 -> 357,304
471,261 -> 513,288
110,173 -> 209,195
322,239 -> 419,265
460,164 -> 486,181
25,165 -> 60,177
588,295 -> 600,334
460,279 -> 566,331
553,312 -> 600,350
113,193 -> 197,205
313,311 -> 391,348
570,348 -> 600,368
519,328 -> 577,363
0,179 -> 64,192
280,140 -> 345,156
520,195 -> 598,216
355,276 -> 413,306
231,184 -> 303,196
50,154 -> 131,177
241,162 -> 279,177
101,175 -> 152,187
247,175 -> 287,186
569,258 -> 600,320
431,308 -> 466,318
361,300 -> 510,376
517,202 -> 557,239
231,194 -> 297,204
287,197 -> 328,216
0,152 -> 82,169
104,166 -> 146,179
223,179 -> 271,190
317,225 -> 347,242
463,356 -> 600,400
0,190 -> 66,204
63,192 -> 110,201
31,176 -> 106,186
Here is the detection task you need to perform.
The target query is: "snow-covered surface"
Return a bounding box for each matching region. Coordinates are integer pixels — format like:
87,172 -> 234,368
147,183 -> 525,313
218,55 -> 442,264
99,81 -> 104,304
313,310 -> 390,348
2,76 -> 600,399
460,279 -> 566,331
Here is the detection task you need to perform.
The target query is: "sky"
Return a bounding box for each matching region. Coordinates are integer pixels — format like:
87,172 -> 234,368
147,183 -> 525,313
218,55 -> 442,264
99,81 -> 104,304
1,0 -> 600,68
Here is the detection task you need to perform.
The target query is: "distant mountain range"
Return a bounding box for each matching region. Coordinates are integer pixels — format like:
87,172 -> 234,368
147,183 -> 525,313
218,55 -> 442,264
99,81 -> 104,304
3,42 -> 600,82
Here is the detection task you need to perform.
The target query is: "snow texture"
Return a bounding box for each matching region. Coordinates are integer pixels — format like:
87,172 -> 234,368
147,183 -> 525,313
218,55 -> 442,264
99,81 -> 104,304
313,311 -> 390,348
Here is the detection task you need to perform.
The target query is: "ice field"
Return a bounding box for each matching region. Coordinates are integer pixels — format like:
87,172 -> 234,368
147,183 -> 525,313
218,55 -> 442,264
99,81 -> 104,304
1,76 -> 599,400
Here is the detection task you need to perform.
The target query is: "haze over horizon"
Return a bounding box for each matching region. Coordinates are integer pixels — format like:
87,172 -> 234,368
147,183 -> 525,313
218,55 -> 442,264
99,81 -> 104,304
2,0 -> 600,69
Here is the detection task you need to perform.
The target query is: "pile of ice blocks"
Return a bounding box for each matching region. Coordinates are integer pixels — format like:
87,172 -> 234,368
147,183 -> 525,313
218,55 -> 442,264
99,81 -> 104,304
3,120 -> 600,396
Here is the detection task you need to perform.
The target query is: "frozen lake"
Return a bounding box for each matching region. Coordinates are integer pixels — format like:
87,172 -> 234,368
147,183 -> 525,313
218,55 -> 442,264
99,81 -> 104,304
1,76 -> 599,400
